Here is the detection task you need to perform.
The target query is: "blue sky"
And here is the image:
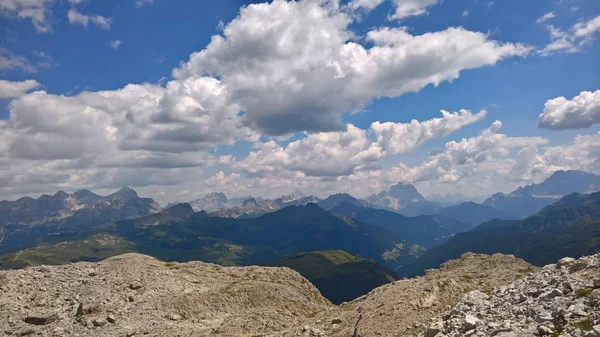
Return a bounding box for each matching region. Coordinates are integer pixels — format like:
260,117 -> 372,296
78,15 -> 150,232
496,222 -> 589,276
0,0 -> 599,204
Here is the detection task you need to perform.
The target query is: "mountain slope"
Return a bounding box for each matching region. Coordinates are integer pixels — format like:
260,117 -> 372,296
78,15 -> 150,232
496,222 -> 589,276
1,203 -> 424,272
330,202 -> 470,248
436,201 -> 516,226
317,193 -> 363,210
399,191 -> 600,277
264,250 -> 396,304
482,170 -> 600,219
0,253 -> 332,337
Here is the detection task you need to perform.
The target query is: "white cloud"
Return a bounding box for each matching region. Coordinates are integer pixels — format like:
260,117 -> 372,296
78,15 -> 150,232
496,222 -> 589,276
174,0 -> 529,136
536,11 -> 555,24
462,10 -> 469,18
0,0 -> 52,32
134,0 -> 153,8
0,76 -> 256,162
540,15 -> 600,55
68,9 -> 112,30
0,79 -> 40,98
508,132 -> 600,182
107,40 -> 122,50
573,15 -> 600,38
234,109 -> 485,178
0,48 -> 36,72
347,0 -> 385,11
372,109 -> 487,155
389,0 -> 439,20
538,90 -> 600,130
4,0 -> 578,202
386,121 -> 549,184
235,125 -> 383,177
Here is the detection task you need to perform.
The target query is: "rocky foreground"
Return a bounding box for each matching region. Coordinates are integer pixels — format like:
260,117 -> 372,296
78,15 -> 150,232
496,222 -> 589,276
422,255 -> 600,337
0,253 -> 598,337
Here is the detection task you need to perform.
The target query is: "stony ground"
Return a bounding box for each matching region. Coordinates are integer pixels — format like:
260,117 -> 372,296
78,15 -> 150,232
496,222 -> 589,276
1,252 -> 598,337
421,254 -> 600,337
0,253 -> 332,336
277,252 -> 535,337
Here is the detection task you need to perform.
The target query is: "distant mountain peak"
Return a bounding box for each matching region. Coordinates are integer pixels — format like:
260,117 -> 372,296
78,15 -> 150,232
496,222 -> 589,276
279,189 -> 306,203
388,183 -> 425,201
206,192 -> 228,201
108,187 -> 139,200
54,190 -> 68,198
166,203 -> 194,218
317,193 -> 362,210
482,169 -> 600,219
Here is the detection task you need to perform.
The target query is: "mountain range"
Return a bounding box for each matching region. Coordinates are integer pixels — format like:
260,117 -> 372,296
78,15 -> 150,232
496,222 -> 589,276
1,169 -> 599,304
399,191 -> 600,277
0,187 -> 161,254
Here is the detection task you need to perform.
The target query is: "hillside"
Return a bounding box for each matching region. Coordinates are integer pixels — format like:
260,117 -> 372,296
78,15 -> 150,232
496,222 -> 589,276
0,252 -> 541,337
422,254 -> 600,337
331,202 -> 470,248
399,192 -> 600,277
435,201 -> 515,226
1,203 -> 425,272
264,250 -> 396,304
0,253 -> 332,337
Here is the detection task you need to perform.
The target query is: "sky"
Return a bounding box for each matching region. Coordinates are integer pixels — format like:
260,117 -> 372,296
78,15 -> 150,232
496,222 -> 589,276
0,0 -> 599,205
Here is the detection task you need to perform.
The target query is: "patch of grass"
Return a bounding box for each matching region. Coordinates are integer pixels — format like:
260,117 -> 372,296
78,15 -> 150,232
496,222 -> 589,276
462,274 -> 474,281
571,318 -> 593,331
575,288 -> 593,298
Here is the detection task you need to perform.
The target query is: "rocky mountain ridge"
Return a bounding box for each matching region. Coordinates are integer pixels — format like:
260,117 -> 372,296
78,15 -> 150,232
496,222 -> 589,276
0,187 -> 161,228
171,191 -> 323,218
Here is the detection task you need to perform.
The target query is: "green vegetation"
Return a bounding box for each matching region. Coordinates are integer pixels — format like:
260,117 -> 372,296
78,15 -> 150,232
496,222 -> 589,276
0,233 -> 136,269
264,250 -> 397,304
571,318 -> 593,331
575,288 -> 593,298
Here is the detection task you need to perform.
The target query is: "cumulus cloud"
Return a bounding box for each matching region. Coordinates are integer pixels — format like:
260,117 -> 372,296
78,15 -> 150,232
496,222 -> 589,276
389,0 -> 439,20
372,109 -> 487,155
234,109 -> 485,178
508,132 -> 600,182
538,90 -> 600,130
536,11 -> 555,24
347,0 -> 385,11
68,9 -> 112,30
388,121 -> 549,184
0,0 -> 52,32
174,0 -> 529,136
235,125 -> 383,177
3,0 -> 577,202
0,79 -> 40,98
540,15 -> 600,55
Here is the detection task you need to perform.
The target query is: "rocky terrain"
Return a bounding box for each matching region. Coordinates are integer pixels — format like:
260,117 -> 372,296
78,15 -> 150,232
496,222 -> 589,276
0,253 -> 331,337
0,252 -> 539,337
422,254 -> 600,337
